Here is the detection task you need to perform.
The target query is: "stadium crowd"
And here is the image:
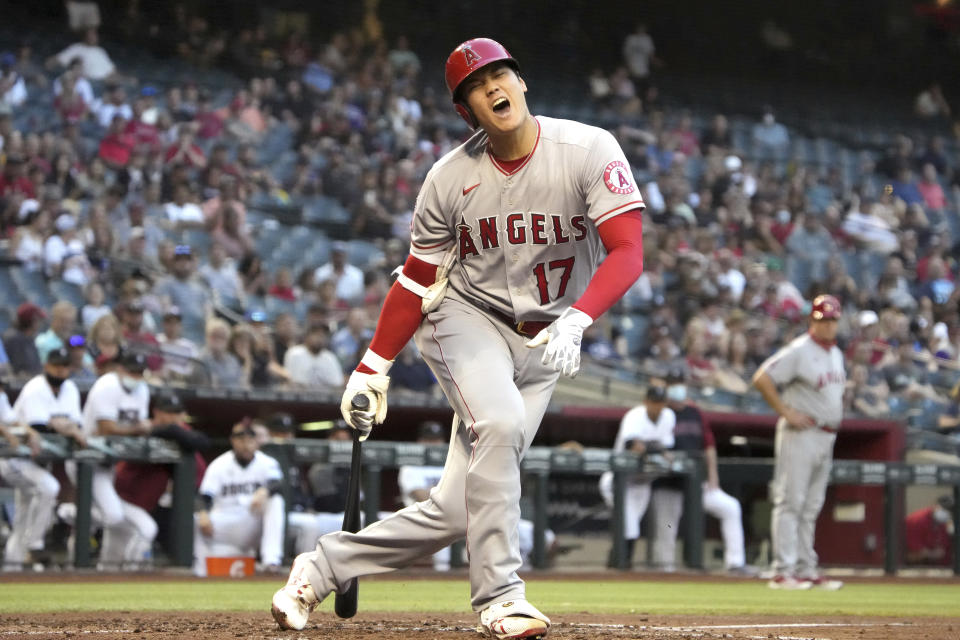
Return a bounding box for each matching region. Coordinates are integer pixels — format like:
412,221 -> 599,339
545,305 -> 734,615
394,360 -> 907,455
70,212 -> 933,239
0,1 -> 958,573
0,9 -> 958,430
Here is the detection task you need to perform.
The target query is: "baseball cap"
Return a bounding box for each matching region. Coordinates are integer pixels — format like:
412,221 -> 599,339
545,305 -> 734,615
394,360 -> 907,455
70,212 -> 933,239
331,240 -> 349,254
67,334 -> 86,348
129,226 -> 146,240
55,213 -> 76,232
0,52 -> 15,67
173,244 -> 193,258
418,421 -> 445,440
163,306 -> 182,319
124,298 -> 145,313
665,368 -> 686,385
858,310 -> 879,328
17,198 -> 39,221
46,346 -> 71,366
811,294 -> 841,321
16,302 -> 47,326
646,385 -> 667,402
140,85 -> 158,97
0,103 -> 11,118
154,392 -> 185,413
267,412 -> 297,434
117,349 -> 148,373
231,422 -> 257,438
247,309 -> 268,323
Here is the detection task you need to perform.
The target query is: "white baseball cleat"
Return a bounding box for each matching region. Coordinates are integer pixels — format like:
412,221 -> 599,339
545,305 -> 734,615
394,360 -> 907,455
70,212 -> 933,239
767,575 -> 812,590
478,599 -> 551,639
270,559 -> 320,630
804,576 -> 844,590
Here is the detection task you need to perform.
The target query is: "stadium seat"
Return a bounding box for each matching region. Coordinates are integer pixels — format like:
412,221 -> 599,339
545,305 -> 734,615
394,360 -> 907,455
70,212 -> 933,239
48,281 -> 85,309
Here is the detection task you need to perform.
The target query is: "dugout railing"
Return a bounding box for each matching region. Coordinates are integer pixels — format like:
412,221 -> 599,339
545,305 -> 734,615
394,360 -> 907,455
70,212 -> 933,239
1,437 -> 959,575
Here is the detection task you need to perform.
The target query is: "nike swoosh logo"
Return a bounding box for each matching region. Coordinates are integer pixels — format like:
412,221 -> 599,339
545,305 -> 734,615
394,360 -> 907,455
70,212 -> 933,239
462,183 -> 480,195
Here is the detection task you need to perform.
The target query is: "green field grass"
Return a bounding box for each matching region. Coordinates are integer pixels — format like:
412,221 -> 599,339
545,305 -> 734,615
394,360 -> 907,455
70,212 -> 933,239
1,579 -> 959,617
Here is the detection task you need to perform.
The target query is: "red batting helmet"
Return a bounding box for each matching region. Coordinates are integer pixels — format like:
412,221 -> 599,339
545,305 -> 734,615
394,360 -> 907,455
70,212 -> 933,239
445,38 -> 519,127
810,294 -> 841,321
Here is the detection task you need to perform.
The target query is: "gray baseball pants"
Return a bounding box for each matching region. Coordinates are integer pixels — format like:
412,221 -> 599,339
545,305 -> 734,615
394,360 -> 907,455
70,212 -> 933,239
297,291 -> 559,611
770,419 -> 835,579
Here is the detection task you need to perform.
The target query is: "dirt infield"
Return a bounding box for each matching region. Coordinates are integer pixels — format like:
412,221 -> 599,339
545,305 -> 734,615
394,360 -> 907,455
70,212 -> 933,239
2,611 -> 959,640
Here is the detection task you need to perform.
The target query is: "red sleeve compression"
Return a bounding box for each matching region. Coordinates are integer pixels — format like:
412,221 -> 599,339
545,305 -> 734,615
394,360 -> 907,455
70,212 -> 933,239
355,255 -> 438,374
571,209 -> 644,320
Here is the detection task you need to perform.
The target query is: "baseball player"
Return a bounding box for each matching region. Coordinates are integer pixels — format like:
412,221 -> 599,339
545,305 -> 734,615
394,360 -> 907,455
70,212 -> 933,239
659,371 -> 751,573
193,419 -> 285,576
599,385 -> 675,568
1,349 -> 85,570
74,350 -> 157,568
752,294 -> 845,590
272,37 -> 645,638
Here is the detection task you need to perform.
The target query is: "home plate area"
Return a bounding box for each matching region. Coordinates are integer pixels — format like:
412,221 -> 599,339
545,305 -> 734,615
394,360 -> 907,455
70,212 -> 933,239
1,613 -> 955,640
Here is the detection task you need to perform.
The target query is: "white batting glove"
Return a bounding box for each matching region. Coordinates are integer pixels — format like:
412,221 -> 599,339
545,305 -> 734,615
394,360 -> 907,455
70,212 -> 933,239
340,370 -> 390,441
524,307 -> 593,378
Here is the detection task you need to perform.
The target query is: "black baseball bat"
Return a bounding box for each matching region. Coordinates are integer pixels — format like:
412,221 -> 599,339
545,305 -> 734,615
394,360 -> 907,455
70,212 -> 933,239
334,393 -> 368,619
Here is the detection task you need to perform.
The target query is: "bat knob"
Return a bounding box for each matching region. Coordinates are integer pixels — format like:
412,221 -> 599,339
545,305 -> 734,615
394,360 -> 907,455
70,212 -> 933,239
351,394 -> 370,411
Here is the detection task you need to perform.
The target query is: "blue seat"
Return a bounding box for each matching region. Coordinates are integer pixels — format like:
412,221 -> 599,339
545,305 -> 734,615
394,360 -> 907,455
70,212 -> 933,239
48,281 -> 85,308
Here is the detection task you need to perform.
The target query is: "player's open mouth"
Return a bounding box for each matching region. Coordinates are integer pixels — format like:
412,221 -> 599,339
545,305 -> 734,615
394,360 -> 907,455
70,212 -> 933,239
492,97 -> 510,116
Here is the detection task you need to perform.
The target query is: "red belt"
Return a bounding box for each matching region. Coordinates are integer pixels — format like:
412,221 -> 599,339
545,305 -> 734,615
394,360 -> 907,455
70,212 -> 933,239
820,426 -> 838,434
486,307 -> 551,338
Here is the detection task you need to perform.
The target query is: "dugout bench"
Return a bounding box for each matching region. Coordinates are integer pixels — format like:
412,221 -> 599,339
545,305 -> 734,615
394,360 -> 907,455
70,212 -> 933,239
0,434 -> 197,568
268,440 -> 705,571
2,437 -> 958,574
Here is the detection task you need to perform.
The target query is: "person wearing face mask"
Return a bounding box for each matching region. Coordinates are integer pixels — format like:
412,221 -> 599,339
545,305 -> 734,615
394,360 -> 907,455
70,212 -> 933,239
71,348 -> 156,568
282,323 -> 344,390
905,496 -> 955,566
657,370 -> 753,575
598,384 -> 675,569
0,348 -> 85,570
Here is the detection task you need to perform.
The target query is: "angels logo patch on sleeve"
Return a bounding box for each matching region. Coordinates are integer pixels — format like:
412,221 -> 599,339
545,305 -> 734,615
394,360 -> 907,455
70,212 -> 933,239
603,160 -> 635,195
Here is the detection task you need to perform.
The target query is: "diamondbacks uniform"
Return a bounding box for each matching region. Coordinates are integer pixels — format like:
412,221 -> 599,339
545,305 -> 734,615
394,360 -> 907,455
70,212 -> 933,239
304,117 -> 643,611
662,405 -> 746,570
1,377 -> 81,566
74,372 -> 156,566
194,449 -> 284,575
599,405 -> 676,542
757,333 -> 845,580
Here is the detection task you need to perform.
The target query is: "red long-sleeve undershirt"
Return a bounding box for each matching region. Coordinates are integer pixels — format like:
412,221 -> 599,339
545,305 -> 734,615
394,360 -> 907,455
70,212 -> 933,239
356,209 -> 644,373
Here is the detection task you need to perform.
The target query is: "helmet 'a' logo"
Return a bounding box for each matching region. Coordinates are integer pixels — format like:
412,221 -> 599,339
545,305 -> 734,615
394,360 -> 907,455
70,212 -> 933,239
462,45 -> 481,67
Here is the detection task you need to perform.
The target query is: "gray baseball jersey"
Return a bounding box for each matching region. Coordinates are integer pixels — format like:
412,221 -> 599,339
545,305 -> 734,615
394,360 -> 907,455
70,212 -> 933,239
410,116 -> 644,321
757,333 -> 845,428
758,332 -> 845,581
295,115 -> 644,613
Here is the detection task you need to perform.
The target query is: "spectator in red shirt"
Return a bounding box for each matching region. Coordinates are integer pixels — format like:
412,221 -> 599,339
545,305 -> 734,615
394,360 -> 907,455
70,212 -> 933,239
670,111 -> 700,157
98,114 -> 135,169
905,496 -> 955,566
194,91 -> 223,140
0,155 -> 35,199
53,73 -> 88,124
268,267 -> 297,302
119,298 -> 163,371
917,162 -> 947,213
124,97 -> 160,149
164,123 -> 206,169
